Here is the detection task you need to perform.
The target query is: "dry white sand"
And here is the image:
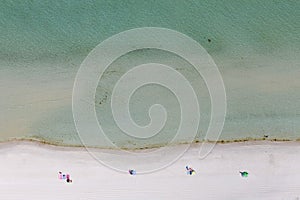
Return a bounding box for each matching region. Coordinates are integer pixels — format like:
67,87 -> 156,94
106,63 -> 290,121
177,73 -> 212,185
0,141 -> 299,200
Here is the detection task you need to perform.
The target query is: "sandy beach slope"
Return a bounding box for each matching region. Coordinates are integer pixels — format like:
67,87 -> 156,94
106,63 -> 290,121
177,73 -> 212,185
0,141 -> 299,200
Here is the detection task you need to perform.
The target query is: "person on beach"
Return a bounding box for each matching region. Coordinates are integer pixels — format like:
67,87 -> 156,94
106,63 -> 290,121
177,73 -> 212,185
186,166 -> 196,175
65,173 -> 73,183
129,169 -> 136,175
66,178 -> 72,183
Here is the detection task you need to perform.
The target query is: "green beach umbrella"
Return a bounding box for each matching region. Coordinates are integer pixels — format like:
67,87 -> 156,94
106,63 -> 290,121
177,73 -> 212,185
240,171 -> 248,177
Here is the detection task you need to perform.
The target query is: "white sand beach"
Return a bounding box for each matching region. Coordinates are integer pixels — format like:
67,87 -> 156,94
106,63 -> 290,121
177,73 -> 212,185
0,141 -> 299,200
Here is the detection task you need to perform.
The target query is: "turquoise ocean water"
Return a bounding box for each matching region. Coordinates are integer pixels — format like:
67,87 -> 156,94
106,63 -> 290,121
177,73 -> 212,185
0,0 -> 299,148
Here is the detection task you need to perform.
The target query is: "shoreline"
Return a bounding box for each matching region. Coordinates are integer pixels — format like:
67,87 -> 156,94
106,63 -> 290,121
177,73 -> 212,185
1,137 -> 299,151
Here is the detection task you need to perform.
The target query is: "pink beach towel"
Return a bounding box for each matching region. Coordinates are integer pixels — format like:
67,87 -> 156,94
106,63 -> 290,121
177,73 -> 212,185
58,172 -> 62,179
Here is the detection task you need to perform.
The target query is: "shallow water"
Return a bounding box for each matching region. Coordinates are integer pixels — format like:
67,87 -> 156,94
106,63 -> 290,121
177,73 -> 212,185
0,0 -> 299,148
